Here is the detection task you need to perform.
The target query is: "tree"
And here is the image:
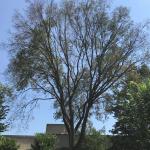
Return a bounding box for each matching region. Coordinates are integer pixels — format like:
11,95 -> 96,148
31,133 -> 56,150
109,65 -> 150,150
8,0 -> 148,149
0,83 -> 11,133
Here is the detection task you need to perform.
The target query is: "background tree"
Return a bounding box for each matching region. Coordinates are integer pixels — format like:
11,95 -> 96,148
109,65 -> 150,150
0,83 -> 11,133
8,0 -> 149,149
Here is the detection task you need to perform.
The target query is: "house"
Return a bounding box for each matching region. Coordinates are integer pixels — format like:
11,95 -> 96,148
5,124 -> 69,150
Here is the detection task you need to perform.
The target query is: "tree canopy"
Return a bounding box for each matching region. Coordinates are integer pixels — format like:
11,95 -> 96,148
7,0 -> 149,149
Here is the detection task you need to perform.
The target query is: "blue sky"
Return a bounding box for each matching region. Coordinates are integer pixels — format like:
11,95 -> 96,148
1,0 -> 150,135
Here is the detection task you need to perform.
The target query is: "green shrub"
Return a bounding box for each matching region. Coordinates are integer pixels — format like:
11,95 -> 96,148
31,133 -> 57,150
81,129 -> 111,150
0,136 -> 19,150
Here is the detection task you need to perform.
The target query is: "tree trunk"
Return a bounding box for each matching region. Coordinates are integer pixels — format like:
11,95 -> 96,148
68,132 -> 74,150
74,105 -> 91,149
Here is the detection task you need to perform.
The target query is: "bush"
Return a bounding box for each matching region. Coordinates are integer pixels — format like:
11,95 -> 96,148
31,133 -> 57,150
81,129 -> 111,150
0,136 -> 19,150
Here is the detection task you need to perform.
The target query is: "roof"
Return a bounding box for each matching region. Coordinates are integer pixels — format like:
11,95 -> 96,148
4,135 -> 35,139
46,124 -> 68,135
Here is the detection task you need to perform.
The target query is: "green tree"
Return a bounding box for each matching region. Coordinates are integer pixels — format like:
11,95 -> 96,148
8,0 -> 148,149
31,133 -> 56,150
110,65 -> 150,150
0,136 -> 19,150
0,83 -> 11,133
